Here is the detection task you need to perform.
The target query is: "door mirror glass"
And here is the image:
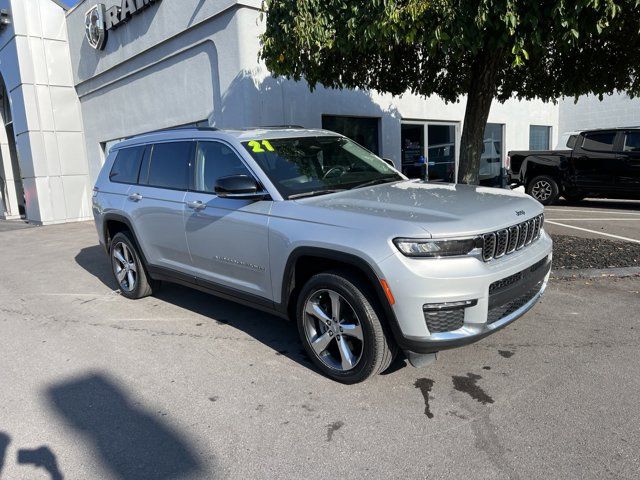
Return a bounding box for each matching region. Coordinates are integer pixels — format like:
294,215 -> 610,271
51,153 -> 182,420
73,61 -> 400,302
214,175 -> 265,199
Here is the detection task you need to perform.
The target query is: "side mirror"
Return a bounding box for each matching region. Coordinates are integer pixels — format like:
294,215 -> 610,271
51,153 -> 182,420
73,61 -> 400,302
382,158 -> 396,168
214,175 -> 267,199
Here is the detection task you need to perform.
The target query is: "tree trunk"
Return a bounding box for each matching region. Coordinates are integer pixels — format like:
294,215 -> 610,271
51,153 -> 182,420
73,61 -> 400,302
457,51 -> 504,185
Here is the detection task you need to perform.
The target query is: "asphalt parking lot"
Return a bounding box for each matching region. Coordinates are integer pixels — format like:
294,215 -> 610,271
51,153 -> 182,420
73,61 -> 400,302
0,212 -> 639,479
543,199 -> 640,243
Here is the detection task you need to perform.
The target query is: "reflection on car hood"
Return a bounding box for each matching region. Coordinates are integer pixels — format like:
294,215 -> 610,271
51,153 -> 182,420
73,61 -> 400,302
294,180 -> 543,237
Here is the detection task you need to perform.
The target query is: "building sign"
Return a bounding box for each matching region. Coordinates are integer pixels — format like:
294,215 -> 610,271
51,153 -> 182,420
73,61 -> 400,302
85,0 -> 160,50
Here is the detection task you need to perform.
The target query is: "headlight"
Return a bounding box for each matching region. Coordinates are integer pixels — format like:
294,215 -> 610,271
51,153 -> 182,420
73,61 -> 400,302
393,237 -> 480,258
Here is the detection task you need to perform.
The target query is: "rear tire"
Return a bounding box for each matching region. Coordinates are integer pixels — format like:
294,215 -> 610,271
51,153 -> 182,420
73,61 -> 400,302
296,270 -> 396,384
526,175 -> 559,205
110,231 -> 155,299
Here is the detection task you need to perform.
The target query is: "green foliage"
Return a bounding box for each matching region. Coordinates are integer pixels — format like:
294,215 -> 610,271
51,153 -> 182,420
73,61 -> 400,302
260,0 -> 640,103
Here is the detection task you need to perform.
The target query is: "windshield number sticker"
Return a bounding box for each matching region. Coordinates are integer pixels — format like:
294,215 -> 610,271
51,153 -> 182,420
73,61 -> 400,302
248,140 -> 275,153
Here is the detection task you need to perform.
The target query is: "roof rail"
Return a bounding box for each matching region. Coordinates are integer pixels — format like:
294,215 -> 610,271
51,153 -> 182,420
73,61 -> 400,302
256,125 -> 306,129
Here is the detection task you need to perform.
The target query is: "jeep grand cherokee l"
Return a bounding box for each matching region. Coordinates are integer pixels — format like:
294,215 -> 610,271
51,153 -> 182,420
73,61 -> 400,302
93,127 -> 553,383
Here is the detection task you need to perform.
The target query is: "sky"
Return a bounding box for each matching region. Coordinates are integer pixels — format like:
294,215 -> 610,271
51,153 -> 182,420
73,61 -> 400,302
61,0 -> 80,7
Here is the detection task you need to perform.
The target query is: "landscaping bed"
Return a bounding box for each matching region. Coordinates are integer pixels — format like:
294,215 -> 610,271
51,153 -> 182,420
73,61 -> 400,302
550,234 -> 640,270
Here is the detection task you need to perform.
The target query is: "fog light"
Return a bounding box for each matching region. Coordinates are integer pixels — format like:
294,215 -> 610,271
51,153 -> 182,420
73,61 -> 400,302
423,299 -> 478,312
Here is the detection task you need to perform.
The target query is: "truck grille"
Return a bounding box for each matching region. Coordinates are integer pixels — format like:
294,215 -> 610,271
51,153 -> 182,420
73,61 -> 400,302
482,214 -> 544,262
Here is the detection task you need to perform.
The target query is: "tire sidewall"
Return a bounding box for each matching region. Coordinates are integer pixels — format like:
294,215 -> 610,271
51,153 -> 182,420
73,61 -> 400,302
527,175 -> 559,205
296,274 -> 380,384
110,232 -> 147,299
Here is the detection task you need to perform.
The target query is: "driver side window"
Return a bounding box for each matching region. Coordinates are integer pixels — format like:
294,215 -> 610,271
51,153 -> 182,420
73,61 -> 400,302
194,141 -> 253,193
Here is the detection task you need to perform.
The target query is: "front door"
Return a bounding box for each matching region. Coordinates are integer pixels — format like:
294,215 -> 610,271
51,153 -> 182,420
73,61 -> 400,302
401,123 -> 425,179
618,130 -> 640,195
570,131 -> 620,192
183,141 -> 272,300
427,124 -> 457,182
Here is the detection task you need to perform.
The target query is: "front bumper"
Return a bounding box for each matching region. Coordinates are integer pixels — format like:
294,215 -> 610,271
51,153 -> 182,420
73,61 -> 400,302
378,231 -> 553,354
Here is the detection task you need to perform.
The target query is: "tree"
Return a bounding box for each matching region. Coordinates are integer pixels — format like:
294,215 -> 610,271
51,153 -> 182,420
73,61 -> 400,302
259,0 -> 640,184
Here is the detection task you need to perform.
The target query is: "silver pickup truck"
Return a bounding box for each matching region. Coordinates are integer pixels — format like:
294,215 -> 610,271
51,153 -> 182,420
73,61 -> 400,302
92,127 -> 553,383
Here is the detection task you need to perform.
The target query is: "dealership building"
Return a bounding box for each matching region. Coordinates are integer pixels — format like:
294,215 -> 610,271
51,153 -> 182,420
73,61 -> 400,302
0,0 -> 633,224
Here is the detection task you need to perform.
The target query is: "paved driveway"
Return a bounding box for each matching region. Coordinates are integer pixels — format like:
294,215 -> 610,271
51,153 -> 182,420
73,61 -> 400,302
0,222 -> 639,479
544,199 -> 640,242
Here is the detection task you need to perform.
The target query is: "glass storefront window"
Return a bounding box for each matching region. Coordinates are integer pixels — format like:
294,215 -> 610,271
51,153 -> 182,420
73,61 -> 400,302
530,125 -> 551,150
401,124 -> 425,179
322,115 -> 380,155
479,123 -> 503,187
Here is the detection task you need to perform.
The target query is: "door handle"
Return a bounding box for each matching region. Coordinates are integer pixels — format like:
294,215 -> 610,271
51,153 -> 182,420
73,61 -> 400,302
186,200 -> 206,211
128,192 -> 143,202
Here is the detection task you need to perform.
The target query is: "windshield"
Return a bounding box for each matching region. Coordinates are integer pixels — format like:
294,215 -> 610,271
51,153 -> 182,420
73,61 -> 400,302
242,136 -> 402,199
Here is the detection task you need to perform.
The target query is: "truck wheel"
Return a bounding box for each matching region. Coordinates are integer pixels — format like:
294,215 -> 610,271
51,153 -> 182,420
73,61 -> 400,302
296,271 -> 396,384
110,231 -> 155,299
527,175 -> 559,205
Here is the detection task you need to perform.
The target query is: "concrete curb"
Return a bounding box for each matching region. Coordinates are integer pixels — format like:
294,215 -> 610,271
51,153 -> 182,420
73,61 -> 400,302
551,266 -> 640,279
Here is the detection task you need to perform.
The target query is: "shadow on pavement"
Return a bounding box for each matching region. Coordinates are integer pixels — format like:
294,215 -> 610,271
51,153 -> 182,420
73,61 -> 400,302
0,432 -> 9,476
75,245 -> 118,290
17,446 -> 64,480
47,373 -> 203,480
74,246 -> 317,372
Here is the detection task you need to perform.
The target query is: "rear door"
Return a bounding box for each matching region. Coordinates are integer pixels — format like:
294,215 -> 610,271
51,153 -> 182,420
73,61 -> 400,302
570,131 -> 620,192
183,140 -> 273,300
617,130 -> 640,195
124,141 -> 194,273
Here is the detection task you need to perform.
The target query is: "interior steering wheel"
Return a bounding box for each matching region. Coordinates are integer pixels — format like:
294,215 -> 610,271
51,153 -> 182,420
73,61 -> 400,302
323,166 -> 347,179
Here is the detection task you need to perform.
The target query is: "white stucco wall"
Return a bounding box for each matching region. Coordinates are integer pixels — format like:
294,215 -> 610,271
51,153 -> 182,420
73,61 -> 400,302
65,0 -> 558,183
0,0 -> 91,224
559,93 -> 640,135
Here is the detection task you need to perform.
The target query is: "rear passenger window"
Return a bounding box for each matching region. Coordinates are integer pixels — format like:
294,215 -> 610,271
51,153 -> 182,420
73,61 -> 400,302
623,132 -> 640,152
109,146 -> 144,184
145,142 -> 192,190
581,132 -> 616,152
194,142 -> 252,193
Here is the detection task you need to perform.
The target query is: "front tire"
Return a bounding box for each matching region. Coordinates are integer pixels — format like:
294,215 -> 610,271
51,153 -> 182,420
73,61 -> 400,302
110,231 -> 154,299
296,271 -> 396,384
527,175 -> 559,205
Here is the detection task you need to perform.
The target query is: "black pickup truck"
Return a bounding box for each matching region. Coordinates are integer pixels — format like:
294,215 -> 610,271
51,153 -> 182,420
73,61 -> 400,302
508,128 -> 640,205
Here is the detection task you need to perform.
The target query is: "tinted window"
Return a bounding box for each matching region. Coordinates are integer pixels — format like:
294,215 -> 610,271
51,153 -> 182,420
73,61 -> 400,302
109,146 -> 144,184
529,125 -> 551,151
581,132 -> 616,152
322,115 -> 380,155
146,142 -> 192,190
623,132 -> 640,152
567,135 -> 578,149
194,142 -> 252,193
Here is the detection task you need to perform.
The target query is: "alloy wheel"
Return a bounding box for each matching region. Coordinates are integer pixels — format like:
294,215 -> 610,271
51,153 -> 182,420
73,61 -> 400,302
112,242 -> 138,292
531,180 -> 552,201
302,289 -> 364,371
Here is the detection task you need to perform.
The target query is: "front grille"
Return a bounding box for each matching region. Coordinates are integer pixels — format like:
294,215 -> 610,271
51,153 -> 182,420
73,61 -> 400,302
424,309 -> 465,333
487,280 -> 544,323
481,214 -> 544,262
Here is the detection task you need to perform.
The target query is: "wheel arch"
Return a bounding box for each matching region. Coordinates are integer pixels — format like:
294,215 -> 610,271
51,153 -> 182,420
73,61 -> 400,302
280,247 -> 405,348
102,213 -> 150,267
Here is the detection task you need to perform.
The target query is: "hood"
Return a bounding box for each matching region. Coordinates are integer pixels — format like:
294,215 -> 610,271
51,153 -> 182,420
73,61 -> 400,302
294,180 -> 543,238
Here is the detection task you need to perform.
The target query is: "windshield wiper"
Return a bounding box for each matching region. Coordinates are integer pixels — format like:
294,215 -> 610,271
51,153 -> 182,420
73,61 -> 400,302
288,189 -> 346,199
352,177 -> 400,190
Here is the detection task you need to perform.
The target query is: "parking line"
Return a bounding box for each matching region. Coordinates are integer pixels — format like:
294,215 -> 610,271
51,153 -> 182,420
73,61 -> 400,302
547,218 -> 640,221
545,220 -> 640,244
545,208 -> 640,216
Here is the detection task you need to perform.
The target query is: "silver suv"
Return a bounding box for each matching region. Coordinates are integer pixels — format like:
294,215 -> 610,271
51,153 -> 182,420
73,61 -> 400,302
92,127 -> 552,383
